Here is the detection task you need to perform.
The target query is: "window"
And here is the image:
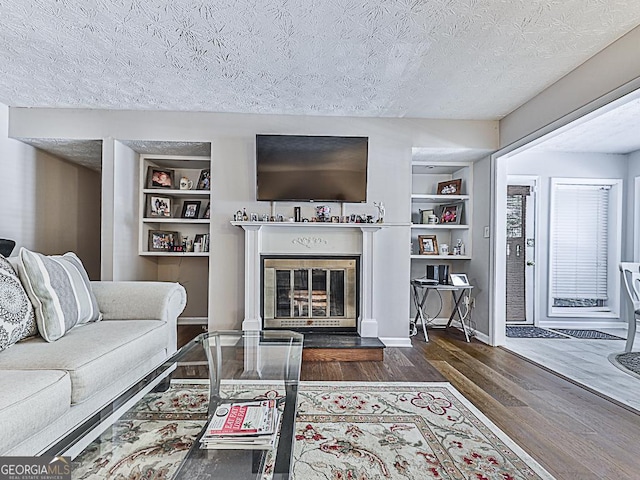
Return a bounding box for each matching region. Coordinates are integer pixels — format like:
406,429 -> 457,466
548,178 -> 622,317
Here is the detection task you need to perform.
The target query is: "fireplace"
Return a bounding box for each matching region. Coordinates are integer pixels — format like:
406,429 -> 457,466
262,256 -> 358,331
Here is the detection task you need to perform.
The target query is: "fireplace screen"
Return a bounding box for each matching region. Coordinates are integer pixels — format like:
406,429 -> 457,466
263,258 -> 357,329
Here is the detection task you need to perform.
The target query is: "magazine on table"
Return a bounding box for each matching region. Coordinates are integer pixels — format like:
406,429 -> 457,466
200,399 -> 280,450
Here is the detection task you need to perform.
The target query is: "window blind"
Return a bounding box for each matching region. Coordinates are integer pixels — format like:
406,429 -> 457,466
551,183 -> 610,302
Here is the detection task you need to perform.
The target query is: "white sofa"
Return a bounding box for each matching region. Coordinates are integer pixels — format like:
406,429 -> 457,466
0,281 -> 186,456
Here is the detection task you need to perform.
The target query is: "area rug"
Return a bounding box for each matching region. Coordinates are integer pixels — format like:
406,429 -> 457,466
608,352 -> 640,379
552,329 -> 625,340
506,326 -> 567,339
72,381 -> 555,479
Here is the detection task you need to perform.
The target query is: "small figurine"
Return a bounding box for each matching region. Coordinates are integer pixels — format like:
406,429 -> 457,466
374,202 -> 385,223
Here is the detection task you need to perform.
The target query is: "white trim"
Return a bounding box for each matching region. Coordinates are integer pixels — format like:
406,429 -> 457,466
379,337 -> 412,347
635,176 -> 640,262
473,330 -> 490,344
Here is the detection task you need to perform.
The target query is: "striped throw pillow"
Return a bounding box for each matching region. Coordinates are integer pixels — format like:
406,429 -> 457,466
17,248 -> 102,342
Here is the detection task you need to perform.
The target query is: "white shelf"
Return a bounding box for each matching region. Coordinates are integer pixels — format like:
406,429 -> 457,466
411,194 -> 469,202
143,189 -> 210,198
411,224 -> 469,230
139,251 -> 209,257
410,255 -> 471,260
143,218 -> 210,224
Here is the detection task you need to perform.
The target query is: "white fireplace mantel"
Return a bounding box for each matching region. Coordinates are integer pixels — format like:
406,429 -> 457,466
232,221 -> 388,337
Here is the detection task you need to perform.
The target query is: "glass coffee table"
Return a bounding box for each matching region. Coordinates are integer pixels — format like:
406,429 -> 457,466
44,330 -> 304,479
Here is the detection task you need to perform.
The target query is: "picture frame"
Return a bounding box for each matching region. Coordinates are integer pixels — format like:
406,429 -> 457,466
420,208 -> 435,224
148,230 -> 179,252
418,235 -> 439,255
203,202 -> 210,219
147,195 -> 172,217
439,202 -> 463,225
450,273 -> 470,286
197,169 -> 211,190
437,178 -> 462,195
146,167 -> 174,189
181,201 -> 201,219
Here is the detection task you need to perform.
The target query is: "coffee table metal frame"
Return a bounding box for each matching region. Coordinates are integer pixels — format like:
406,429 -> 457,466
42,329 -> 304,480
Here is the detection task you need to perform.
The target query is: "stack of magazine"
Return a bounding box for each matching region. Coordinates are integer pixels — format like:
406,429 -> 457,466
200,399 -> 280,450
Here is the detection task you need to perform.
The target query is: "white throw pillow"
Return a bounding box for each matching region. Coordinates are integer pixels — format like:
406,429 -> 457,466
17,248 -> 102,342
0,255 -> 37,350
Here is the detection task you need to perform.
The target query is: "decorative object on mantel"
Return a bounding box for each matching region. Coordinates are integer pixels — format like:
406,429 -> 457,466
315,205 -> 331,222
291,237 -> 328,249
374,201 -> 385,223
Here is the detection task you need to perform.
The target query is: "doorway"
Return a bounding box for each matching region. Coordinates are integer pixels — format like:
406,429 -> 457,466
506,177 -> 537,325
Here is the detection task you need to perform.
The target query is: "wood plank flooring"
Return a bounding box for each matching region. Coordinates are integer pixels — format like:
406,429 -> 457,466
177,326 -> 640,480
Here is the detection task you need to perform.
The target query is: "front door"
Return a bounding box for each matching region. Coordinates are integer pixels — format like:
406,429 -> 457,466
506,179 -> 536,324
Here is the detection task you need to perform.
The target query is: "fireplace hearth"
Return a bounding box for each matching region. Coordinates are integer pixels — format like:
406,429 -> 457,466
262,257 -> 358,331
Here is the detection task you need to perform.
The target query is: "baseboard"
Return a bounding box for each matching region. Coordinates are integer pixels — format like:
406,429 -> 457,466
473,330 -> 490,344
379,337 -> 412,347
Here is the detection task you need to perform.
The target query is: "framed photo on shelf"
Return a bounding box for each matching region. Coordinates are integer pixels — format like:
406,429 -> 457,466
439,202 -> 463,225
148,230 -> 179,252
420,208 -> 435,224
203,202 -> 210,219
147,196 -> 172,217
197,169 -> 211,190
181,201 -> 201,219
450,273 -> 470,286
146,167 -> 174,189
437,179 -> 462,195
418,235 -> 439,255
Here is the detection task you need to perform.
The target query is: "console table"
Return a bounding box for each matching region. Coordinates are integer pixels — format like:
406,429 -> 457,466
411,280 -> 474,342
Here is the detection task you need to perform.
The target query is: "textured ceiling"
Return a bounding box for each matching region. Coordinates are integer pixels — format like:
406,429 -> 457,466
0,1 -> 639,119
529,93 -> 640,154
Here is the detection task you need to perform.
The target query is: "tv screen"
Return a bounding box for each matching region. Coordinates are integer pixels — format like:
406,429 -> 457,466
256,135 -> 368,202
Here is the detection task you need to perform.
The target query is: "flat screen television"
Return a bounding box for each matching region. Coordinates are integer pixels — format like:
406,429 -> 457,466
256,135 -> 368,202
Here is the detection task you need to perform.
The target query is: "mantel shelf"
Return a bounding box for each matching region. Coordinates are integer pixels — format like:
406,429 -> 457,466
231,221 -> 403,231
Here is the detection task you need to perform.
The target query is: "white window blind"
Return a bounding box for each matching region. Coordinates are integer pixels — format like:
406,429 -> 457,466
551,183 -> 610,303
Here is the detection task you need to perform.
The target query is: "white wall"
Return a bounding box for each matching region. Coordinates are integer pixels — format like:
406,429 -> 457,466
0,104 -> 101,278
500,25 -> 640,148
8,108 -> 498,340
506,151 -> 628,327
626,149 -> 640,262
467,155 -> 492,339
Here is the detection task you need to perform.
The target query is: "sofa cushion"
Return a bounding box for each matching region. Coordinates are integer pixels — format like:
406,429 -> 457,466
17,248 -> 102,342
0,369 -> 71,455
0,320 -> 168,404
0,255 -> 37,351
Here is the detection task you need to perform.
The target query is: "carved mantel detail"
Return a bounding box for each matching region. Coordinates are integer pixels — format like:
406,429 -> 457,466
291,236 -> 328,248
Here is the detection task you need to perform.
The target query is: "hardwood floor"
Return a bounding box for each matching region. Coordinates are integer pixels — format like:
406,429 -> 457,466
177,326 -> 640,479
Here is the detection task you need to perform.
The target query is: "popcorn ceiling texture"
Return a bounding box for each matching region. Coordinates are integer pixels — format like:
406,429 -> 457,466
0,1 -> 639,119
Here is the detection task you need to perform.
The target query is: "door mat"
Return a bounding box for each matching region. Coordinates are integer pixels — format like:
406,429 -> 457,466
552,329 -> 625,340
609,352 -> 640,379
506,326 -> 568,338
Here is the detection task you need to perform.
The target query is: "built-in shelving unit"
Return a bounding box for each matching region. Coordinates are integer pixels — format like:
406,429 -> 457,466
138,153 -> 212,326
138,155 -> 211,255
410,160 -> 473,262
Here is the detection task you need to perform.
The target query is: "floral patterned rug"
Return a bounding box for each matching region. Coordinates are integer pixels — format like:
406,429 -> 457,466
72,381 -> 555,479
